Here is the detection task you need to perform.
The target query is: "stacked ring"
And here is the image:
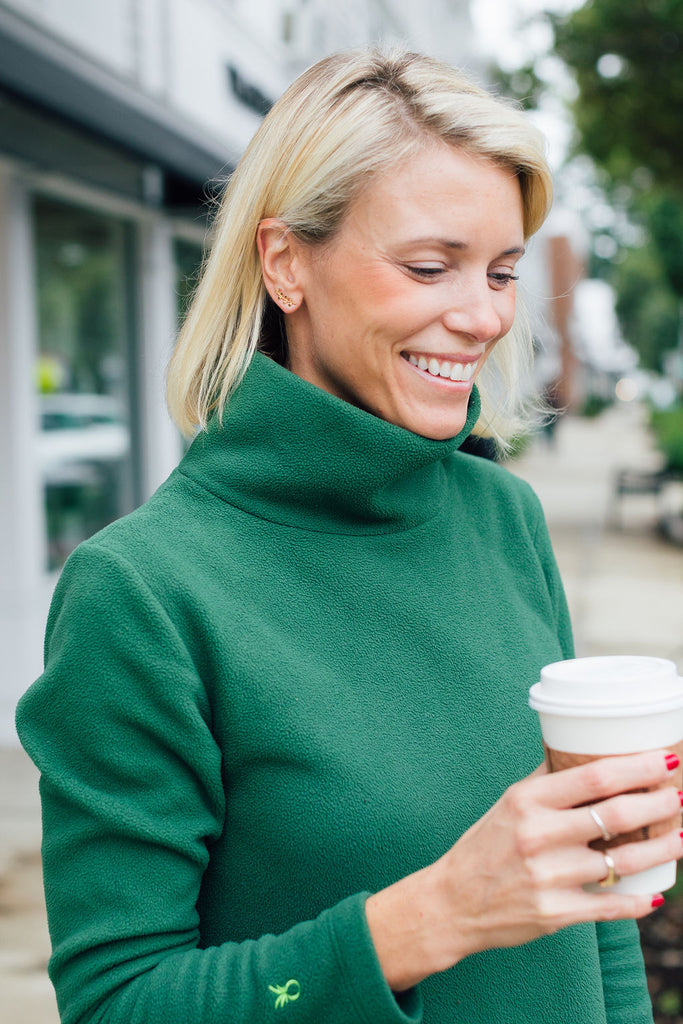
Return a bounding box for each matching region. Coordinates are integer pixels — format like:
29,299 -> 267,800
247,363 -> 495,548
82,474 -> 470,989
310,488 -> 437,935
598,852 -> 621,888
589,806 -> 615,843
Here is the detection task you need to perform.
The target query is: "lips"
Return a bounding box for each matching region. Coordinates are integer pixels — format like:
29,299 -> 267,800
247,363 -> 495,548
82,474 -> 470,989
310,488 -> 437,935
402,353 -> 478,382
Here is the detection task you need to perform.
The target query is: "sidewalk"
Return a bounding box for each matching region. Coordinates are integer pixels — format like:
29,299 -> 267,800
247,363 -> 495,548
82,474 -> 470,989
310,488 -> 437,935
511,401 -> 683,671
1,400 -> 682,1023
0,749 -> 56,1023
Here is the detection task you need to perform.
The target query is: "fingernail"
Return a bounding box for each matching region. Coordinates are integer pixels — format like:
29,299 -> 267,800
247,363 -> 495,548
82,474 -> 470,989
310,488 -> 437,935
652,894 -> 666,909
679,791 -> 683,807
665,754 -> 680,770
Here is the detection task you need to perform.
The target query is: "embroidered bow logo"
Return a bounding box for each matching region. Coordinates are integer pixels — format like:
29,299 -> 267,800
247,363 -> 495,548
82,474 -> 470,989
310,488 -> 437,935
268,979 -> 301,1009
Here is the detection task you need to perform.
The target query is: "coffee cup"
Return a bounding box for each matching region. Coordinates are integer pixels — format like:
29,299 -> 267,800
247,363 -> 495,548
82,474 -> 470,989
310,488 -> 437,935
529,655 -> 683,894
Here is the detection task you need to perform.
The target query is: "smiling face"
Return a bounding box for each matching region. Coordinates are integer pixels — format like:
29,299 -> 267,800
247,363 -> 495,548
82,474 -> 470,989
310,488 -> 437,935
277,144 -> 525,440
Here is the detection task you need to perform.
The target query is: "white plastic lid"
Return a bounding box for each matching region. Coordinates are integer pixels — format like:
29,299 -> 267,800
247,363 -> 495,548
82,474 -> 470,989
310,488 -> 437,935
529,656 -> 683,715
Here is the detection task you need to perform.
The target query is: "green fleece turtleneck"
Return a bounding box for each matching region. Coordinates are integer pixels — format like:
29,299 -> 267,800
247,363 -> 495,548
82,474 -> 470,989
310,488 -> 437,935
17,353 -> 652,1024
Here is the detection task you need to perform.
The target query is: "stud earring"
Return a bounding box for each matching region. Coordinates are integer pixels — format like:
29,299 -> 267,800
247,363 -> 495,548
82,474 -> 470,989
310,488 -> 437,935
275,288 -> 296,309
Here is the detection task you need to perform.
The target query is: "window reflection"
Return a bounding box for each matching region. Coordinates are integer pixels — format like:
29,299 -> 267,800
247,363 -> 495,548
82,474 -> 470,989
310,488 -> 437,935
34,198 -> 135,571
175,237 -> 203,322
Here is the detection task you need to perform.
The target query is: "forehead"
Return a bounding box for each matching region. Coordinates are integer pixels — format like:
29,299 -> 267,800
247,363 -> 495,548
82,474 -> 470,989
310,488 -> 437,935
344,144 -> 524,246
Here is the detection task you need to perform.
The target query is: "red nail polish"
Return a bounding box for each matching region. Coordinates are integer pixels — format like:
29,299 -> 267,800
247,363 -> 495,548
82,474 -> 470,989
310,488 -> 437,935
665,754 -> 680,770
679,791 -> 683,807
652,894 -> 666,909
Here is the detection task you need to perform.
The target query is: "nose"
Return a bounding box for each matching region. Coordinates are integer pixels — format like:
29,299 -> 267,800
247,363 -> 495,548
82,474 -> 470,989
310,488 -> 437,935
441,278 -> 506,344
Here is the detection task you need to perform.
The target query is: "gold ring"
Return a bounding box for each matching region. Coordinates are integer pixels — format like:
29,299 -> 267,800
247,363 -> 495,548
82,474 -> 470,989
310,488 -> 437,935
598,852 -> 620,887
589,806 -> 615,843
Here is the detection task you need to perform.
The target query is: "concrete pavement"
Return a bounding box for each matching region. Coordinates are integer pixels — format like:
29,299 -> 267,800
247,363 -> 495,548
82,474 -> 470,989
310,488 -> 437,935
1,399 -> 682,1023
511,400 -> 683,671
0,749 -> 56,1023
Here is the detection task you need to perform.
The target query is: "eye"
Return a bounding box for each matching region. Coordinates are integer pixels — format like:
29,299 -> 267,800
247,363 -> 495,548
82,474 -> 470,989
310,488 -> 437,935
488,272 -> 519,289
405,265 -> 445,279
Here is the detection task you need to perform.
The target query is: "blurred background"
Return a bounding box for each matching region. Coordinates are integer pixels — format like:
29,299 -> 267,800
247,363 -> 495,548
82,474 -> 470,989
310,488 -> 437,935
0,1 -> 681,1021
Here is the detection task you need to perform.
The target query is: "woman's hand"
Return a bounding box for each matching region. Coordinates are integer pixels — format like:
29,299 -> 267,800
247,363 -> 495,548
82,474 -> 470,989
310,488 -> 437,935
365,749 -> 683,992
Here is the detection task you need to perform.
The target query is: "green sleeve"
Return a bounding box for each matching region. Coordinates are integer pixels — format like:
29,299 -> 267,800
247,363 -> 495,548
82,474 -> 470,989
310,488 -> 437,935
595,921 -> 654,1024
16,544 -> 422,1024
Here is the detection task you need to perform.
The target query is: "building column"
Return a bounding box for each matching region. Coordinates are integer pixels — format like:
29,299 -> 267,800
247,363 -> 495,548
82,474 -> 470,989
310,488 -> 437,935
137,214 -> 183,500
0,162 -> 50,743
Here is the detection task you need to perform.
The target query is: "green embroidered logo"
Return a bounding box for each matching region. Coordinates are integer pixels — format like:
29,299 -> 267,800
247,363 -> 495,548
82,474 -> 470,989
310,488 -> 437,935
268,979 -> 301,1009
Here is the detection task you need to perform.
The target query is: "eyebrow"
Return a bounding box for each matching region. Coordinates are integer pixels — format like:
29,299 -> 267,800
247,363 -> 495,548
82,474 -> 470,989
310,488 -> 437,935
406,238 -> 526,256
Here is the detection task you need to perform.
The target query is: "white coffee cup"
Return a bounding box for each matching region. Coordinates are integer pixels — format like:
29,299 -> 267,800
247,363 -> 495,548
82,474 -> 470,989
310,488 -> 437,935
529,655 -> 683,895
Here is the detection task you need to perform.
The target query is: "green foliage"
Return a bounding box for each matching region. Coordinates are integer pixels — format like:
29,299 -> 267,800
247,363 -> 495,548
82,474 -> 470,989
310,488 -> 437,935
488,61 -> 546,110
580,393 -> 613,418
540,0 -> 683,377
611,241 -> 680,372
551,0 -> 683,195
656,988 -> 681,1017
650,403 -> 683,472
647,192 -> 683,295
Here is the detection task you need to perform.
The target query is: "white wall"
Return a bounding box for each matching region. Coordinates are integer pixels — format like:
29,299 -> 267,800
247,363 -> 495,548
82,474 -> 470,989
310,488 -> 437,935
0,162 -> 52,744
0,0 -> 289,159
2,0 -> 137,76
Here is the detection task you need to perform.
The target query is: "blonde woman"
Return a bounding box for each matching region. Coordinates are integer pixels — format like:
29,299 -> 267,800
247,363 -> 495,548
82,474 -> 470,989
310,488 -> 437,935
17,49 -> 681,1024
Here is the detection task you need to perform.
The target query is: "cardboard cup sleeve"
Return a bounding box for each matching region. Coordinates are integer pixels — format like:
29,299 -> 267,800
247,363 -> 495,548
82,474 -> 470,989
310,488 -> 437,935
544,739 -> 683,852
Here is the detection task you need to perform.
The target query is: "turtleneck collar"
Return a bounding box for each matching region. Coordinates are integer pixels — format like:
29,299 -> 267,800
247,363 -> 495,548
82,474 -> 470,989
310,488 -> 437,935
178,352 -> 482,534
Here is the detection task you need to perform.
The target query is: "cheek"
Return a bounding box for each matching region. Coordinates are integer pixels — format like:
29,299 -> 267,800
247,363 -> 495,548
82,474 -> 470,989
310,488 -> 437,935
356,264 -> 413,310
497,291 -> 518,336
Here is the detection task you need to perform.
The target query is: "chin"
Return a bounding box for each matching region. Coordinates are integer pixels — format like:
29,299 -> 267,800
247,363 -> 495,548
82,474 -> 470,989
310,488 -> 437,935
406,420 -> 468,441
408,408 -> 470,440
372,393 -> 470,440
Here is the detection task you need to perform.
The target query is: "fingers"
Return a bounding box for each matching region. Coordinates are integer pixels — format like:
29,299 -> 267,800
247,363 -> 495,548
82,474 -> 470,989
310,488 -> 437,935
540,888 -> 665,934
534,827 -> 683,891
533,749 -> 680,810
595,828 -> 683,885
557,786 -> 683,847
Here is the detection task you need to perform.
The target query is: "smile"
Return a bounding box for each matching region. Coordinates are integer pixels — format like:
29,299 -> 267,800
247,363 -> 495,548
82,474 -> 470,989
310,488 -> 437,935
402,353 -> 478,383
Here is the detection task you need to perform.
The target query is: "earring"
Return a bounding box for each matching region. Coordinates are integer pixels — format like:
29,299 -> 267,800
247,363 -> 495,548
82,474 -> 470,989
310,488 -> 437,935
275,288 -> 296,309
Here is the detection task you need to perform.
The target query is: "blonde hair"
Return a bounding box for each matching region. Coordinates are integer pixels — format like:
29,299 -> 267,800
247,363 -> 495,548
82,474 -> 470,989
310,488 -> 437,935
167,48 -> 553,444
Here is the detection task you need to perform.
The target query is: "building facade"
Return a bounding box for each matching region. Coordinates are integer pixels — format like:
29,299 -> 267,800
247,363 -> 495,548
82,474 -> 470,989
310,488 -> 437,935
0,0 -> 480,742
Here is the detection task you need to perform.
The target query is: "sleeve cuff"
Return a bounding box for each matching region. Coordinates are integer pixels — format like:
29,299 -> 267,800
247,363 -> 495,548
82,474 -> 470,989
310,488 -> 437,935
324,892 -> 423,1024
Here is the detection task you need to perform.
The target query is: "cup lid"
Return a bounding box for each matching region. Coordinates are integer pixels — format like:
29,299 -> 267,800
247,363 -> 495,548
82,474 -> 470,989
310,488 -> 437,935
529,655 -> 683,714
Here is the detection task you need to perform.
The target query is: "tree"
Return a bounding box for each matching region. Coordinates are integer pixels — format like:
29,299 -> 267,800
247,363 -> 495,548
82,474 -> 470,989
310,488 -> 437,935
550,0 -> 683,195
547,0 -> 683,375
609,242 -> 679,372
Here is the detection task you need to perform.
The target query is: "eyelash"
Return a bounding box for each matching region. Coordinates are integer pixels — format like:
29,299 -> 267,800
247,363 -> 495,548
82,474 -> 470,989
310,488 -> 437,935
407,266 -> 443,278
489,273 -> 519,288
406,266 -> 519,288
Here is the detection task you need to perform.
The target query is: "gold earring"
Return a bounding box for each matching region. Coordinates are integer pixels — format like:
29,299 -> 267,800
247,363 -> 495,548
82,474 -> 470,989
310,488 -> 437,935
275,288 -> 295,308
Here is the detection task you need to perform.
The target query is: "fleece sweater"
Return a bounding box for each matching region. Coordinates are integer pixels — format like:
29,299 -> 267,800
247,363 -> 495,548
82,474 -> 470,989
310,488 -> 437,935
17,352 -> 653,1024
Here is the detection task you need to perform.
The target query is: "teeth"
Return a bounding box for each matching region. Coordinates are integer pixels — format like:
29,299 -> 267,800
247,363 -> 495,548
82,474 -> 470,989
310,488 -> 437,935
407,354 -> 478,381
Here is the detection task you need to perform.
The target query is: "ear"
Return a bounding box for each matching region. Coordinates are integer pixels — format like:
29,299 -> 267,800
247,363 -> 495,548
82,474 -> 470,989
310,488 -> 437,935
257,219 -> 303,312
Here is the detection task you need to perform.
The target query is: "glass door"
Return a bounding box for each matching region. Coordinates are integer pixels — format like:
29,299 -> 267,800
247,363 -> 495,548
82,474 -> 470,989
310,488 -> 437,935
33,196 -> 137,571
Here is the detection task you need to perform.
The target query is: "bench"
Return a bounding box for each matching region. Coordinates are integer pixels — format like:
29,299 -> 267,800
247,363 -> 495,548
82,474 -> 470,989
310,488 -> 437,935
609,469 -> 668,529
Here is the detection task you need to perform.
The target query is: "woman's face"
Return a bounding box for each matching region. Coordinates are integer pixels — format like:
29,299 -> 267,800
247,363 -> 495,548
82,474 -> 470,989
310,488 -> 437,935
285,144 -> 526,440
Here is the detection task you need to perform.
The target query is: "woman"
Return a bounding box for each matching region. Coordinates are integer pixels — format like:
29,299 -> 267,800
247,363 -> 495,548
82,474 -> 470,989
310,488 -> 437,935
17,49 -> 682,1024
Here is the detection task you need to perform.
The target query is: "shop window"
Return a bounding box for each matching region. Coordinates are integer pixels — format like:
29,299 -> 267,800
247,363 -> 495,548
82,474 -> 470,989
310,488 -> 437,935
173,237 -> 204,449
34,197 -> 137,571
174,237 -> 204,323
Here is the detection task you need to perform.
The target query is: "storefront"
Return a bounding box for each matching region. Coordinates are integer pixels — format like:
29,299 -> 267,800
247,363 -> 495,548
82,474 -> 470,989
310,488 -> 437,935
0,5 -> 239,740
